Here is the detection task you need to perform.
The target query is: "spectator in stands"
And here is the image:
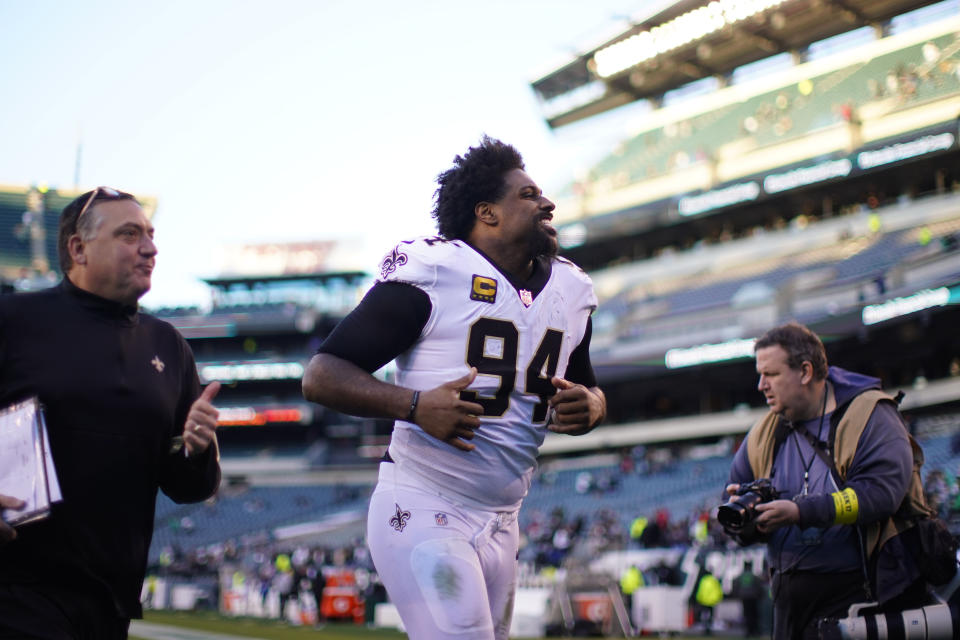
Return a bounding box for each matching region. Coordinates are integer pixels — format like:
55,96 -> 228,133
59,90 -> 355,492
723,322 -> 913,640
885,69 -> 899,95
302,137 -> 605,639
837,101 -> 857,124
575,470 -> 595,494
640,508 -> 669,548
690,512 -> 710,546
595,469 -> 619,493
668,517 -> 692,547
629,515 -> 648,548
0,187 -> 221,639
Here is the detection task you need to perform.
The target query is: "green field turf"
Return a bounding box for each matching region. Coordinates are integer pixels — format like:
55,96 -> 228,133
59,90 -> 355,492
133,608 -> 763,640
135,609 -> 406,639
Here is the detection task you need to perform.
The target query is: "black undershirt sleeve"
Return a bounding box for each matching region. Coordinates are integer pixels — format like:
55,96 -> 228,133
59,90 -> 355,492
565,316 -> 597,388
320,282 -> 596,386
318,281 -> 432,373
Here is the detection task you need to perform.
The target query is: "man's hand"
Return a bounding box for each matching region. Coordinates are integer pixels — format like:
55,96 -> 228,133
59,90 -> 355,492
414,368 -> 484,452
754,499 -> 800,533
183,381 -> 221,457
0,494 -> 25,543
546,377 -> 605,436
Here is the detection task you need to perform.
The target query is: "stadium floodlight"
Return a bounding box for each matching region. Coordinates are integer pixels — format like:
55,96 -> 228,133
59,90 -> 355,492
763,159 -> 853,194
593,0 -> 786,78
559,222 -> 588,249
856,133 -> 955,171
678,181 -> 760,217
861,287 -> 951,326
199,361 -> 305,383
665,338 -> 757,369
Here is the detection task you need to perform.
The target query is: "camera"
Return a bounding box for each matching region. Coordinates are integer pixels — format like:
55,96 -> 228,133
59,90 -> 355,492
818,571 -> 960,639
717,478 -> 779,543
818,602 -> 958,639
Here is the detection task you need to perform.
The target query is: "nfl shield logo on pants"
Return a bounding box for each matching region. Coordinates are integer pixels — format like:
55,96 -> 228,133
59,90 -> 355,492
435,512 -> 448,526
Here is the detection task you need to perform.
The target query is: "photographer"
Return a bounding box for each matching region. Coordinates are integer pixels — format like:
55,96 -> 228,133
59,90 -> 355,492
723,322 -> 912,640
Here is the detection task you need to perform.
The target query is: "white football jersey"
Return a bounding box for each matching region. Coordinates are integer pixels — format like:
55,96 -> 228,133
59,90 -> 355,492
378,237 -> 597,510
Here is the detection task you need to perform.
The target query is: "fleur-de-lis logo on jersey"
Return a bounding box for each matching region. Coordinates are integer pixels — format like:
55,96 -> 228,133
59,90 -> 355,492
389,503 -> 411,532
379,246 -> 408,279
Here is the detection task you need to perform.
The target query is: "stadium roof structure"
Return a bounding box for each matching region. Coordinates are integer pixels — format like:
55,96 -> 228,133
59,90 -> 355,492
532,0 -> 946,127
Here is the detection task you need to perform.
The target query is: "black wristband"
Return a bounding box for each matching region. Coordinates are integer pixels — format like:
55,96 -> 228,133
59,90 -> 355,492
406,390 -> 420,422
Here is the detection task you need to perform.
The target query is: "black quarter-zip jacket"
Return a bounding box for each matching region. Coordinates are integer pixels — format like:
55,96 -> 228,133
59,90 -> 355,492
0,278 -> 219,619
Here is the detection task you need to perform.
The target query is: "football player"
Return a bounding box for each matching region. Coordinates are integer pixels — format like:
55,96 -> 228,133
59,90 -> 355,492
302,136 -> 605,639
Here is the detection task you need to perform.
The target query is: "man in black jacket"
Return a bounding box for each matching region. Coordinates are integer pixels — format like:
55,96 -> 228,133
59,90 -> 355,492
0,187 -> 221,639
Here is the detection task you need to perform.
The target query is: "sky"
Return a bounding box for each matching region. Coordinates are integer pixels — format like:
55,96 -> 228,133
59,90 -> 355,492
0,0 -> 668,307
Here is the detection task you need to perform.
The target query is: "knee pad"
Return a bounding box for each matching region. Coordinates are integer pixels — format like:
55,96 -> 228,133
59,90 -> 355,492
409,537 -> 494,636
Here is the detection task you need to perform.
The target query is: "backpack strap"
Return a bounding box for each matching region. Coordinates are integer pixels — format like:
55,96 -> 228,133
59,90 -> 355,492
833,389 -> 896,481
828,389 -> 894,556
830,389 -> 934,555
746,411 -> 785,479
827,389 -> 901,600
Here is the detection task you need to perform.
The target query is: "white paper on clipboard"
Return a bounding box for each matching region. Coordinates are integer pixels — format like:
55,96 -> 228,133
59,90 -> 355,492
37,409 -> 61,502
0,397 -> 62,525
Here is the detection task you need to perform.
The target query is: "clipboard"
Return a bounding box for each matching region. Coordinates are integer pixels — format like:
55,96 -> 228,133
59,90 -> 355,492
0,397 -> 62,526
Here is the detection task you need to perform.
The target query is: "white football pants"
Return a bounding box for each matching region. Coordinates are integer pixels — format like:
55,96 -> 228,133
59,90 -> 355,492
366,461 -> 519,640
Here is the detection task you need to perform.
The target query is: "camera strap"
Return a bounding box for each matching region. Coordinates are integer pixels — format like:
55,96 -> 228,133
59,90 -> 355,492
794,415 -> 875,600
790,386 -> 831,495
795,391 -> 880,602
794,426 -> 840,484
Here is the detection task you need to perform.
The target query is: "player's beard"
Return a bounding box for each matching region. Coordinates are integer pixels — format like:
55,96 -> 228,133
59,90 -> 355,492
529,222 -> 559,260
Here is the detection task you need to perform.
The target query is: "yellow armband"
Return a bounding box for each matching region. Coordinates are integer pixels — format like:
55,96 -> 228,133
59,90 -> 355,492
832,487 -> 859,525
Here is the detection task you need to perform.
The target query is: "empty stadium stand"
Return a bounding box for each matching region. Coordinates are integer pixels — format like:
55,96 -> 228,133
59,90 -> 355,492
150,483 -> 373,561
589,190 -> 960,364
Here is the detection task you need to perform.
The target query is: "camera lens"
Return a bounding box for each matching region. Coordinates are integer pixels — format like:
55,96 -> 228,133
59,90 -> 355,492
718,491 -> 764,528
718,502 -> 749,528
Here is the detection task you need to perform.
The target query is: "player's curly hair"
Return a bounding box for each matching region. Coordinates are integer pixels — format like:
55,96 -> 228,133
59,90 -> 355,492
432,135 -> 525,240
